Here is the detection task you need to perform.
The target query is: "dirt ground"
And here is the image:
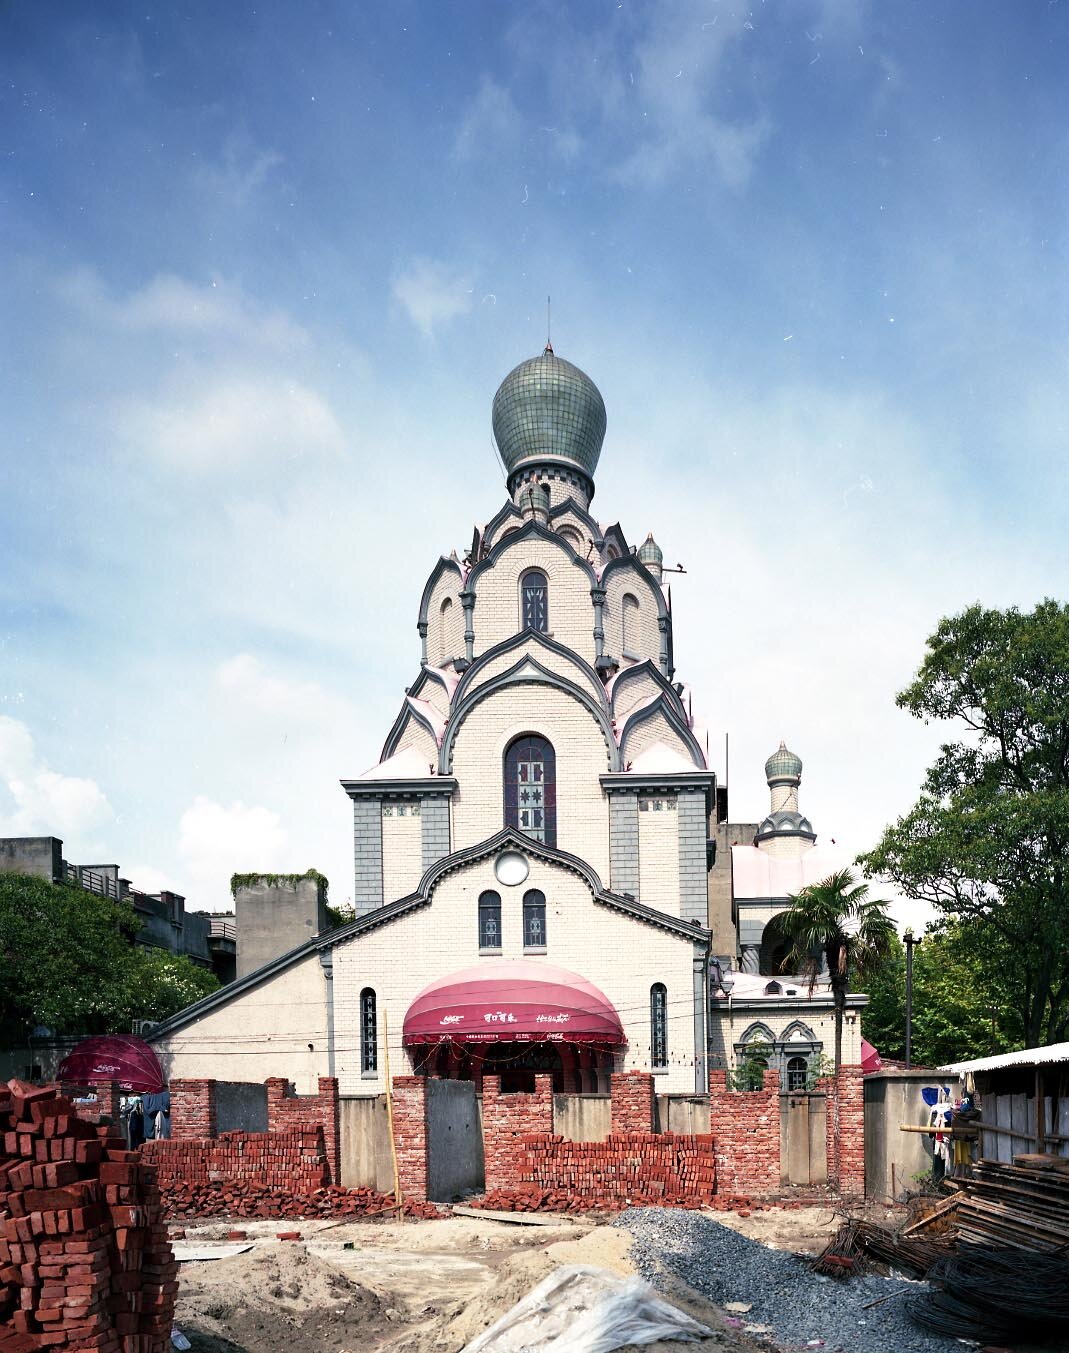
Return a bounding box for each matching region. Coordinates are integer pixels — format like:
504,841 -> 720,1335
171,1207 -> 844,1353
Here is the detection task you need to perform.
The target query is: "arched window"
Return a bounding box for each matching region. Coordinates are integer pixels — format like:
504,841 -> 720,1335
523,889 -> 547,949
787,1056 -> 809,1092
650,983 -> 668,1069
504,735 -> 557,847
520,570 -> 548,632
360,988 -> 377,1074
478,890 -> 502,950
622,593 -> 640,656
438,596 -> 453,662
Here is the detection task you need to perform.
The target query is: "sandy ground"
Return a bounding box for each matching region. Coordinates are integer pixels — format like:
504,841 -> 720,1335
170,1209 -> 826,1353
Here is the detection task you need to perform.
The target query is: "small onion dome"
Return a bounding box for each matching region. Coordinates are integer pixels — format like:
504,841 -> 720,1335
637,533 -> 663,567
765,740 -> 803,784
492,348 -> 607,487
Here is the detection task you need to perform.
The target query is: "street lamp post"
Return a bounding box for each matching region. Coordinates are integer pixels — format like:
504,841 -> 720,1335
904,929 -> 920,1069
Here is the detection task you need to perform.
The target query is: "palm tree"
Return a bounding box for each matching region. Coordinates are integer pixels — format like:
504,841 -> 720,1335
778,868 -> 895,1070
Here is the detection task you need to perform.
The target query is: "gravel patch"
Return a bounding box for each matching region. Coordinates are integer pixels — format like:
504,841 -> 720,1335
613,1208 -> 963,1353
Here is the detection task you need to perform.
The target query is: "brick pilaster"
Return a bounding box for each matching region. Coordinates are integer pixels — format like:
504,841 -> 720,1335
171,1079 -> 217,1139
481,1075 -> 554,1193
390,1075 -> 428,1202
708,1067 -> 781,1197
610,1071 -> 655,1133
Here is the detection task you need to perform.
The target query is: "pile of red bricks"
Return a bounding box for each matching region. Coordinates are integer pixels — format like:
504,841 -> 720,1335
514,1131 -> 717,1208
153,1175 -> 440,1222
143,1127 -> 329,1199
0,1081 -> 177,1353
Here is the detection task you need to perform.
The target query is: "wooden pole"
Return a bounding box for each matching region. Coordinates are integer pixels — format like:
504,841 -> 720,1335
382,1007 -> 403,1222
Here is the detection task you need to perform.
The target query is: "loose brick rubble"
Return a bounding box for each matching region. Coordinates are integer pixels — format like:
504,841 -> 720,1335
0,1081 -> 177,1353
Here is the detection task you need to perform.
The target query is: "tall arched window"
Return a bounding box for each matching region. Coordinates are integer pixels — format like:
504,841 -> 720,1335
478,890 -> 502,950
523,889 -> 547,949
360,988 -> 377,1074
438,596 -> 454,663
650,983 -> 668,1069
520,570 -> 548,632
622,593 -> 640,657
504,735 -> 557,846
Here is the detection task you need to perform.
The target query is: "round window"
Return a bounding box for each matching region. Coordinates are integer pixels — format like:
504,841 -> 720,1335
494,851 -> 530,886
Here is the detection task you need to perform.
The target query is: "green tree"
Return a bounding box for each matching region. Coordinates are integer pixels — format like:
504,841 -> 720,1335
0,873 -> 218,1042
862,925 -> 1019,1067
778,867 -> 896,1069
862,600 -> 1069,1047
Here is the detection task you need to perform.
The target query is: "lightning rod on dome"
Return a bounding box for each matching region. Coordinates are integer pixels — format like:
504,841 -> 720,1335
545,294 -> 553,354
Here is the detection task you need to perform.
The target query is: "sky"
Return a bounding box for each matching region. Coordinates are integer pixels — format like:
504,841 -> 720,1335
1,0 -> 1066,929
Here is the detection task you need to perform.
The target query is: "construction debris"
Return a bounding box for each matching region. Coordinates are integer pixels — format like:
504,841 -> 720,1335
811,1216 -> 951,1280
0,1080 -> 178,1353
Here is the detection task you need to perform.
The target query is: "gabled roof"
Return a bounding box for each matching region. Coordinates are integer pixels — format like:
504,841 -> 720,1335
147,829 -> 708,1041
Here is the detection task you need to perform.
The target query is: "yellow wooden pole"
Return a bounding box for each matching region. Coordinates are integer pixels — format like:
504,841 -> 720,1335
382,1007 -> 403,1221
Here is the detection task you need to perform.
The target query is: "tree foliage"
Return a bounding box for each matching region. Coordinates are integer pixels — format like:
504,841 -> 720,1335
0,873 -> 219,1042
777,867 -> 896,1068
862,600 -> 1069,1047
862,925 -> 1020,1068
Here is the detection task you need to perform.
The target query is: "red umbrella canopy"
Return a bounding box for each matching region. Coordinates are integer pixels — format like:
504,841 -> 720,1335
861,1038 -> 883,1074
403,959 -> 626,1046
56,1035 -> 166,1093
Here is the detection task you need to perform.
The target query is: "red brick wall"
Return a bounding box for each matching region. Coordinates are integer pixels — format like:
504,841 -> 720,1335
390,1077 -> 428,1202
708,1068 -> 782,1197
609,1072 -> 654,1133
481,1075 -> 554,1193
170,1079 -> 217,1140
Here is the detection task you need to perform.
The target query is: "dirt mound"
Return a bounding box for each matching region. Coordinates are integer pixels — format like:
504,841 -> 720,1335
176,1241 -> 388,1353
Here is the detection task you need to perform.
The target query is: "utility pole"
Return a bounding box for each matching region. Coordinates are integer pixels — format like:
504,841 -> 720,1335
904,928 -> 920,1069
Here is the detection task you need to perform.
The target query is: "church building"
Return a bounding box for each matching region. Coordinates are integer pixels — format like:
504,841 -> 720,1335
148,346 -> 863,1096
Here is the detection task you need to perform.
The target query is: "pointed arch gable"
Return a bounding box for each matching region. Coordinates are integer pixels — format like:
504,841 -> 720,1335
610,660 -> 685,722
600,554 -> 667,620
466,518 -> 599,591
481,501 -> 523,554
417,556 -> 465,629
380,699 -> 443,764
619,696 -> 706,769
440,655 -> 618,773
452,629 -> 608,711
738,1021 -> 777,1046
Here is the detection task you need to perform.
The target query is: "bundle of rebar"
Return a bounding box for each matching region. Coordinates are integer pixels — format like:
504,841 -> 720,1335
811,1216 -> 950,1280
907,1246 -> 1069,1341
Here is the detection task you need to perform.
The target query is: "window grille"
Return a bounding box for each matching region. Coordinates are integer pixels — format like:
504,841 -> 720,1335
650,983 -> 668,1068
787,1056 -> 809,1092
504,735 -> 557,847
479,890 -> 502,949
523,889 -> 547,948
521,571 -> 549,632
360,988 -> 377,1073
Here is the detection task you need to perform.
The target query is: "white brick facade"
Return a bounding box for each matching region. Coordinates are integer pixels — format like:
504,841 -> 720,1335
471,537 -> 596,661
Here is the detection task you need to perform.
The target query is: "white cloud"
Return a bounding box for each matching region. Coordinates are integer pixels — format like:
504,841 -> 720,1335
177,796 -> 290,909
58,269 -> 308,352
392,257 -> 474,337
0,717 -> 114,845
452,77 -> 523,161
117,376 -> 345,473
192,139 -> 284,207
217,654 -> 352,728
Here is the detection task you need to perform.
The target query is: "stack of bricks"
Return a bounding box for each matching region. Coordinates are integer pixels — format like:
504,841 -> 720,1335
509,1130 -> 716,1207
707,1068 -> 783,1197
264,1079 -> 340,1187
143,1127 -> 329,1202
0,1080 -> 177,1353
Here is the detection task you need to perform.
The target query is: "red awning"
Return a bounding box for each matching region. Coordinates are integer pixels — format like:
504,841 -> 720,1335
403,959 -> 626,1046
861,1038 -> 883,1074
56,1036 -> 166,1094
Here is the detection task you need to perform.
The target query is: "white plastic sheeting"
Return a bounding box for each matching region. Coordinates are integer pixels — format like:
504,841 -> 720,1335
460,1264 -> 713,1353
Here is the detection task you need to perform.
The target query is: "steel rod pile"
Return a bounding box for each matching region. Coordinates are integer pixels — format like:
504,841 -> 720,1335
907,1246 -> 1069,1341
811,1216 -> 951,1280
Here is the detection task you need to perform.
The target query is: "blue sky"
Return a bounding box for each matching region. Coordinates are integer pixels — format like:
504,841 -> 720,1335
2,1 -> 1066,924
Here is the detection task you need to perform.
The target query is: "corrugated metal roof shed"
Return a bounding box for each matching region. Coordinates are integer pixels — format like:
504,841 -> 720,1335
939,1042 -> 1069,1074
